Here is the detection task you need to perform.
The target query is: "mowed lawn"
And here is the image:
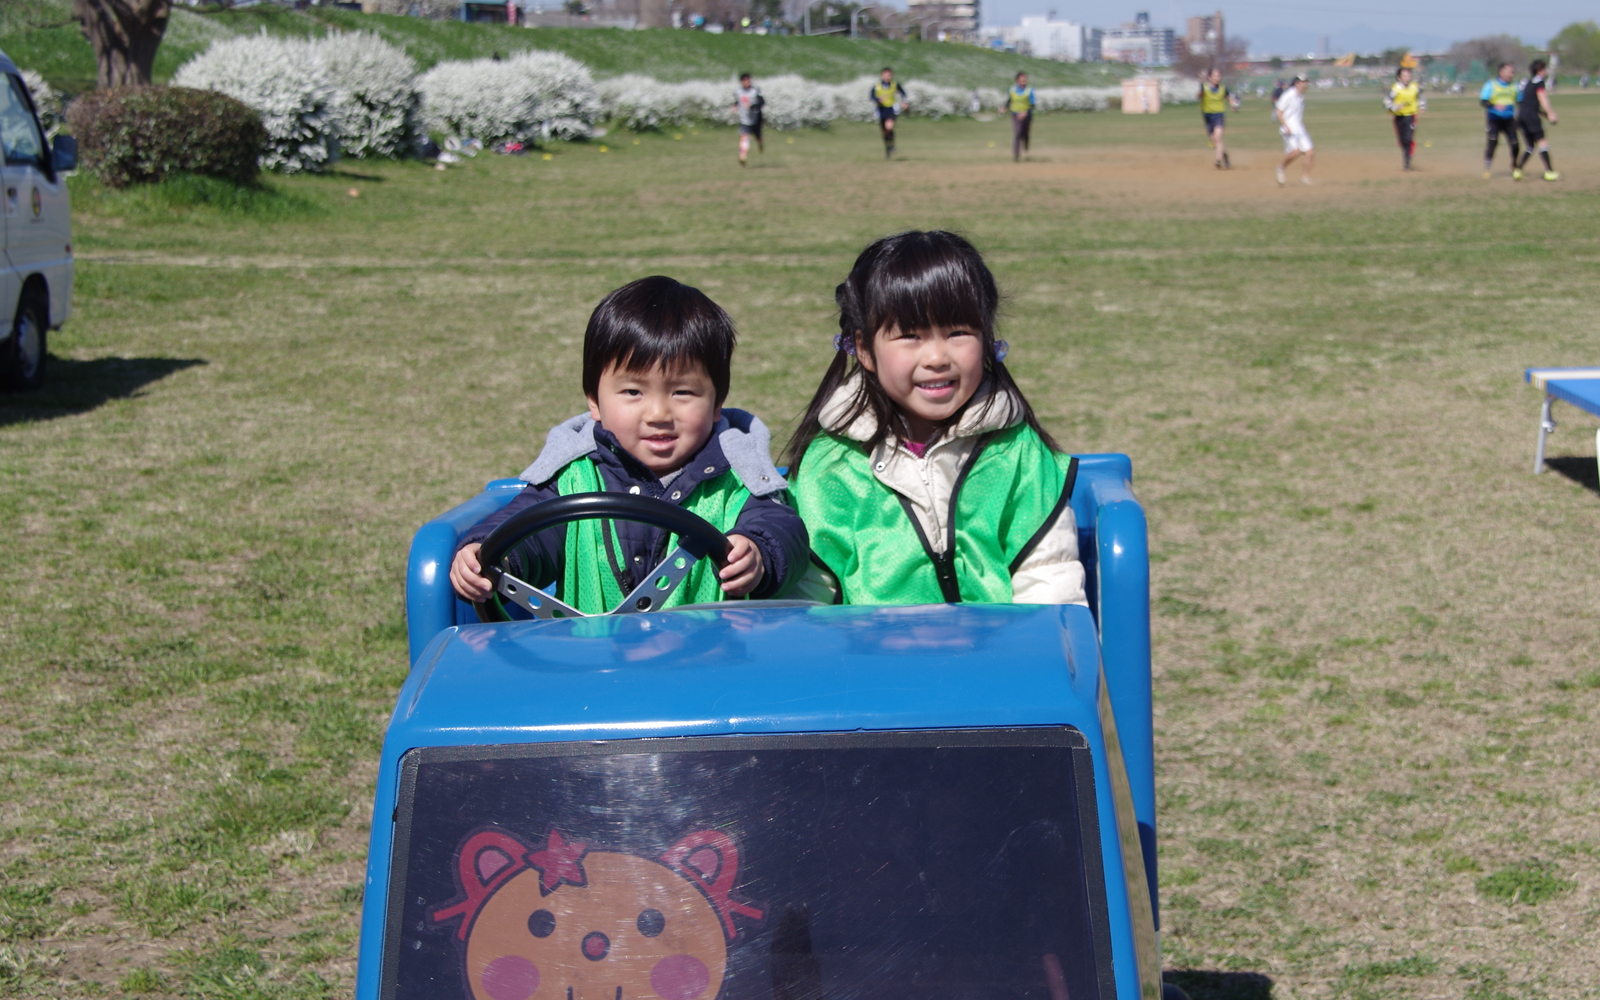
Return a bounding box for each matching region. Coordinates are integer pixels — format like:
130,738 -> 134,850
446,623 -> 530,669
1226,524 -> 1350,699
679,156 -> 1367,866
3,89 -> 1599,999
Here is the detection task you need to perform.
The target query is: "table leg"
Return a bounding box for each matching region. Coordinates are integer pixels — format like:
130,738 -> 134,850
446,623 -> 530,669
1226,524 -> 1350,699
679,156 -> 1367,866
1535,395 -> 1555,473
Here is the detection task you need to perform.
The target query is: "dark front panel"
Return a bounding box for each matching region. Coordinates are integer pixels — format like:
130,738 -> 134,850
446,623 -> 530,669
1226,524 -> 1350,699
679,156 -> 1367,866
383,730 -> 1112,1000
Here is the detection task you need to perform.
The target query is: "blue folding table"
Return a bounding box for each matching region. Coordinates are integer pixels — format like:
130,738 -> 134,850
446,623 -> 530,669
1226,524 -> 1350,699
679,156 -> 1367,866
1526,367 -> 1600,475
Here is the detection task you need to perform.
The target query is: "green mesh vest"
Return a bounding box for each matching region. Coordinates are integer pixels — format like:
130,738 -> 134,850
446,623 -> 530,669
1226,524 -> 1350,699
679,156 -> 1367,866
792,424 -> 1077,605
555,458 -> 750,614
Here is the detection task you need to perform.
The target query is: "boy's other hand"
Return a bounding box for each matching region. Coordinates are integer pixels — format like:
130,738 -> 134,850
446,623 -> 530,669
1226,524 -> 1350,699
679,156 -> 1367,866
719,534 -> 764,597
450,543 -> 494,602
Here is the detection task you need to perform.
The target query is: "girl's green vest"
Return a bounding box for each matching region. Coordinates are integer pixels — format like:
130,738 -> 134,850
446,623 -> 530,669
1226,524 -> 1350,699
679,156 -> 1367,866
792,424 -> 1077,605
554,458 -> 749,614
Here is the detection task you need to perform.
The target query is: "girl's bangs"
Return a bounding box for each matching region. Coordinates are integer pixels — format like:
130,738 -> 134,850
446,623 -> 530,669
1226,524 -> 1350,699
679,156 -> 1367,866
862,242 -> 994,337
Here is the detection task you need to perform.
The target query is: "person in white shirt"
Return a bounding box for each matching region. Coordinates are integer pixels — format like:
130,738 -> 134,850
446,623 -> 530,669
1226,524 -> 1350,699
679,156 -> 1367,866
1274,76 -> 1313,186
733,73 -> 764,167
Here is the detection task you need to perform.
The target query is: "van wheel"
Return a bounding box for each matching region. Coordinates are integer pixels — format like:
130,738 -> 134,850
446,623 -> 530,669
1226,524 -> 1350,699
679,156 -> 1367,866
5,293 -> 46,390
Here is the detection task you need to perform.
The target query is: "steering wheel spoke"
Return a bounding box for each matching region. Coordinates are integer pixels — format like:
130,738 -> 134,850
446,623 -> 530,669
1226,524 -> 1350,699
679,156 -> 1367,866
489,567 -> 587,620
613,545 -> 704,615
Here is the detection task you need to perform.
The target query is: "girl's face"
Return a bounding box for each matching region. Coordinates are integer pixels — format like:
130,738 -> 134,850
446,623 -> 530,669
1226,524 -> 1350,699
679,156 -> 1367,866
855,324 -> 985,443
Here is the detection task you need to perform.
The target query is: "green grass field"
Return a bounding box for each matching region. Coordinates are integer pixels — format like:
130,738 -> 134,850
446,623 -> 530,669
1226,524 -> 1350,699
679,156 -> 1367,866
0,0 -> 1126,94
2,90 -> 1600,999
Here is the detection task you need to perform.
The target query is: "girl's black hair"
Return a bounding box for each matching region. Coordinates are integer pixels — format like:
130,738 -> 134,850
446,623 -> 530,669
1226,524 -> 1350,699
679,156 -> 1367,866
1530,59 -> 1547,75
582,276 -> 736,404
783,230 -> 1060,468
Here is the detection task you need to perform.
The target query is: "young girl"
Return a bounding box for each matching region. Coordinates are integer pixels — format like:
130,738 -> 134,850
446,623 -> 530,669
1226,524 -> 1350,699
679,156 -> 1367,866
785,230 -> 1086,606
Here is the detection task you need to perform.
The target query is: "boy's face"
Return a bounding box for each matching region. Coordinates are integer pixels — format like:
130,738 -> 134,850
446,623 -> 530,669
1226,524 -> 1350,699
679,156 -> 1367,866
1017,74 -> 1027,87
1398,69 -> 1411,84
1207,70 -> 1220,84
587,360 -> 721,475
1499,65 -> 1515,82
881,70 -> 892,83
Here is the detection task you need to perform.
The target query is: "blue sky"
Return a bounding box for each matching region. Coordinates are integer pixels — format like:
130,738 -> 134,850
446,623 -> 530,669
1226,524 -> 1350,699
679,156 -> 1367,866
972,1 -> 1596,52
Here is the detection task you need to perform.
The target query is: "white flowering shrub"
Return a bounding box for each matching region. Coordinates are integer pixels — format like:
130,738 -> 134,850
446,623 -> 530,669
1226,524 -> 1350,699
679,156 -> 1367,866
1036,87 -> 1115,113
597,75 -> 729,130
510,50 -> 600,140
320,31 -> 422,158
755,74 -> 834,130
1157,75 -> 1198,104
20,69 -> 62,134
174,32 -> 337,172
420,51 -> 598,143
420,57 -> 546,145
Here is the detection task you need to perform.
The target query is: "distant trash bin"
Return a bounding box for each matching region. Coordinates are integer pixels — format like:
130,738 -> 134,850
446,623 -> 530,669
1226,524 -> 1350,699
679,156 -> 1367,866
1121,77 -> 1161,114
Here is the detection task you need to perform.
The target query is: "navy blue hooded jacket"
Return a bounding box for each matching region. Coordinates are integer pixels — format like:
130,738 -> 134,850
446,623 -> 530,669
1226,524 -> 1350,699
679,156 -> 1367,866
458,409 -> 807,601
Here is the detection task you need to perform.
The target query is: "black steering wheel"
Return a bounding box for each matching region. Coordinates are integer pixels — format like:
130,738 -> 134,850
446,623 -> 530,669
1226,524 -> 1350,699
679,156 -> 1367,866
474,493 -> 729,623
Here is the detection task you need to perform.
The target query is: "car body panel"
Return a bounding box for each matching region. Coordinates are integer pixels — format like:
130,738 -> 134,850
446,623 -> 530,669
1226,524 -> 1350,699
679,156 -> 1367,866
0,53 -> 73,332
357,604 -> 1148,1000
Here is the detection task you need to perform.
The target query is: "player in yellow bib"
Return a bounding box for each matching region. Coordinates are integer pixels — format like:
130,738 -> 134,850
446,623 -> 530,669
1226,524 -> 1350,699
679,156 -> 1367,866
1198,68 -> 1239,169
1006,71 -> 1036,161
872,67 -> 909,159
1383,66 -> 1425,170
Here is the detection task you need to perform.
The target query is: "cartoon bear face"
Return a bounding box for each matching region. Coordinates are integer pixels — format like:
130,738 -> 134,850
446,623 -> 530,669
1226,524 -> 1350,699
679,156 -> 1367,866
433,829 -> 763,1000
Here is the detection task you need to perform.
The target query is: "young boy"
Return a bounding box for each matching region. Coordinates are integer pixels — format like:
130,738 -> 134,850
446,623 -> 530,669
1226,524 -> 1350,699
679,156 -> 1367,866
1514,59 -> 1559,181
1481,62 -> 1520,179
450,276 -> 809,613
872,67 -> 909,159
1199,67 -> 1239,169
734,72 -> 764,167
1274,76 -> 1313,186
1007,71 -> 1036,162
1384,66 -> 1424,170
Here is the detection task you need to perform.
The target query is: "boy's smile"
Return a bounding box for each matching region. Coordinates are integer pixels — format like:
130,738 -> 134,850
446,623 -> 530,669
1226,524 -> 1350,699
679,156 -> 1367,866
587,361 -> 721,476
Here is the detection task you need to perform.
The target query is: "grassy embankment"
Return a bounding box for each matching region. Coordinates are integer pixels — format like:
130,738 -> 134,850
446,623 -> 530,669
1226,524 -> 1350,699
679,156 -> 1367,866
1,91 -> 1599,999
1,0 -> 1127,94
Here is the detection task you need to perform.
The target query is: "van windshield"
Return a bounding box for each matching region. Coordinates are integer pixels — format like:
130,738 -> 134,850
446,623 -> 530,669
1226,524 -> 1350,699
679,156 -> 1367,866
381,729 -> 1112,1000
0,75 -> 45,169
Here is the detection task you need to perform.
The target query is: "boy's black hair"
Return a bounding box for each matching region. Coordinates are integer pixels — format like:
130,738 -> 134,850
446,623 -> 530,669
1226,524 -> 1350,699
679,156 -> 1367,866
1530,59 -> 1547,75
783,230 -> 1061,467
582,276 -> 736,404
881,66 -> 893,74
740,71 -> 752,81
1015,70 -> 1027,80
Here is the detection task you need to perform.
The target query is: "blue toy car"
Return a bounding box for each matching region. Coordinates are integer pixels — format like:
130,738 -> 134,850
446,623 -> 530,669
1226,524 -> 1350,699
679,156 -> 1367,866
355,454 -> 1164,1000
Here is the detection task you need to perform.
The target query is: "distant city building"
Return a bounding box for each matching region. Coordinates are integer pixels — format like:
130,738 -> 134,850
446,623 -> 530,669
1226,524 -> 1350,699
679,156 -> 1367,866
1100,11 -> 1174,66
1184,10 -> 1223,57
907,0 -> 979,41
1016,15 -> 1100,61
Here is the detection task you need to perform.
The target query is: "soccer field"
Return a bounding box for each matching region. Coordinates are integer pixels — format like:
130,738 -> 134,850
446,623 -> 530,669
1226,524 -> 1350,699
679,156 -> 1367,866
2,89 -> 1599,999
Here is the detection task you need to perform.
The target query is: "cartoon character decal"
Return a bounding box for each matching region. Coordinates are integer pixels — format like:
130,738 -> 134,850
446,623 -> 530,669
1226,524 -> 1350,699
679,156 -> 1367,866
432,827 -> 765,1000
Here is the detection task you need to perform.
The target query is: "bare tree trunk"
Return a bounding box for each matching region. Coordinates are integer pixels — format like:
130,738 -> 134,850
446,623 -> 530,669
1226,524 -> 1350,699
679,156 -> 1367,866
71,0 -> 172,89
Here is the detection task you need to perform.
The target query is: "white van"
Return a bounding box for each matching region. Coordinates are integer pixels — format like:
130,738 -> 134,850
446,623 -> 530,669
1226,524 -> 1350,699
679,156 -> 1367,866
0,49 -> 75,390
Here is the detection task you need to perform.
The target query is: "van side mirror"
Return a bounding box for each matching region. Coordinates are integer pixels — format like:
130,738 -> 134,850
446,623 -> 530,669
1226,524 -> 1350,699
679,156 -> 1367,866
51,134 -> 78,172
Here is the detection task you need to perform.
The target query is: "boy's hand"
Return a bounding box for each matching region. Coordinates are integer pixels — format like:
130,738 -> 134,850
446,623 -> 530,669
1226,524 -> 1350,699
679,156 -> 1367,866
450,543 -> 494,602
719,534 -> 764,597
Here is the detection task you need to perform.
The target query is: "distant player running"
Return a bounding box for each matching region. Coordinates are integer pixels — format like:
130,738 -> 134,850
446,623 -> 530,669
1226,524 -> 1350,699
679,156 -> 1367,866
1514,59 -> 1559,181
1199,68 -> 1239,169
1480,62 -> 1519,179
1274,76 -> 1313,186
1007,71 -> 1036,161
734,72 -> 764,167
873,67 -> 909,159
1384,66 -> 1425,170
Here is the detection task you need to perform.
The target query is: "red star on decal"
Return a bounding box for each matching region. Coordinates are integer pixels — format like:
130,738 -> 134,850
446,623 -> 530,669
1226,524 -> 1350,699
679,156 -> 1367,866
526,829 -> 589,895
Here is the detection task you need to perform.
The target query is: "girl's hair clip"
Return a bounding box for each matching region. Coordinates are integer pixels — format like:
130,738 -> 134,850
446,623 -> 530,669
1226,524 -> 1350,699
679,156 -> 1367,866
992,340 -> 1009,363
833,333 -> 857,356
